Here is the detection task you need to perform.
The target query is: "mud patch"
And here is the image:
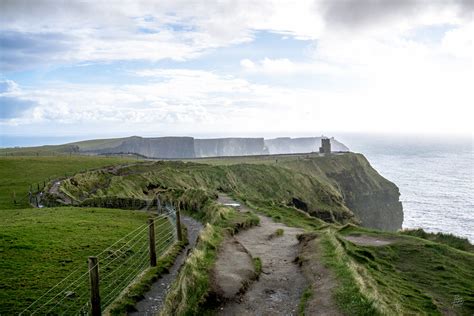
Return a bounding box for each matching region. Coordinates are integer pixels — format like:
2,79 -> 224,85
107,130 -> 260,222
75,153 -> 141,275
344,235 -> 395,246
211,238 -> 256,301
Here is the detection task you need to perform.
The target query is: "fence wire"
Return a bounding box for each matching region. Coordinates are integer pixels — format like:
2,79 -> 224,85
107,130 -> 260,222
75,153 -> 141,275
20,208 -> 178,315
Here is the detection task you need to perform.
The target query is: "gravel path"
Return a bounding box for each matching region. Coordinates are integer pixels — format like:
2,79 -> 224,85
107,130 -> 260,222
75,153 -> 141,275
131,215 -> 203,316
216,195 -> 307,316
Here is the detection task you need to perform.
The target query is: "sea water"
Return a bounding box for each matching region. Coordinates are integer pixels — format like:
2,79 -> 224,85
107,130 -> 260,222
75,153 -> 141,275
339,134 -> 474,242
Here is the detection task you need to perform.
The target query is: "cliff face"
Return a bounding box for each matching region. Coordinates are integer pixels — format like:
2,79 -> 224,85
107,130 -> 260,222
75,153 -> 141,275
281,153 -> 403,231
265,137 -> 349,154
194,138 -> 266,157
43,136 -> 352,158
92,136 -> 196,158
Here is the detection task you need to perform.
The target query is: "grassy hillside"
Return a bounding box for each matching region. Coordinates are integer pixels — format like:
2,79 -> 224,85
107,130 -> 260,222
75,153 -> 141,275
251,203 -> 474,315
70,137 -> 128,151
52,160 -> 355,224
0,207 -> 151,314
330,225 -> 473,315
0,137 -> 129,156
0,156 -> 133,209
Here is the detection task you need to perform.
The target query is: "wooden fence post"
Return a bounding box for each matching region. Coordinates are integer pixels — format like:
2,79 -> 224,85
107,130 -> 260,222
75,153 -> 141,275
13,191 -> 16,205
176,207 -> 183,242
88,256 -> 101,316
148,218 -> 157,267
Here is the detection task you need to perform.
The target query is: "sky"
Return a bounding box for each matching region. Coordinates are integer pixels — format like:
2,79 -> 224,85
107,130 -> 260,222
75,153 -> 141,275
0,0 -> 473,144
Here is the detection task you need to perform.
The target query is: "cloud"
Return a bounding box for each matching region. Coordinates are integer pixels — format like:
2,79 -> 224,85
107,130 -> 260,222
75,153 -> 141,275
240,57 -> 344,76
240,58 -> 255,70
0,80 -> 18,93
318,0 -> 472,32
0,31 -> 76,71
1,0 -> 470,71
0,97 -> 36,119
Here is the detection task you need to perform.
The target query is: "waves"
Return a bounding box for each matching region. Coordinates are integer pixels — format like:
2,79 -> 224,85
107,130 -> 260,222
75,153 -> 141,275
353,139 -> 473,242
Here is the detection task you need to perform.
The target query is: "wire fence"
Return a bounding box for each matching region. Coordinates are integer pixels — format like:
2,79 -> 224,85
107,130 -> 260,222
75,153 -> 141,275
20,207 -> 179,315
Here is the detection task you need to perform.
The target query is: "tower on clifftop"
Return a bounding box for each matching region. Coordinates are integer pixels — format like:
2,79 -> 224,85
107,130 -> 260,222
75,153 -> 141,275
319,138 -> 331,154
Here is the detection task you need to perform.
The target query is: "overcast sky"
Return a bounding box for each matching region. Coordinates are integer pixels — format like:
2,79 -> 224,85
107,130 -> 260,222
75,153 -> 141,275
0,0 -> 473,140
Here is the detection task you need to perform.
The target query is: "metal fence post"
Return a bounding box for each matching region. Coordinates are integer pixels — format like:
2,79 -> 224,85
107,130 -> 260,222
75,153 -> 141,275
148,218 -> 157,267
176,207 -> 183,242
88,256 -> 101,316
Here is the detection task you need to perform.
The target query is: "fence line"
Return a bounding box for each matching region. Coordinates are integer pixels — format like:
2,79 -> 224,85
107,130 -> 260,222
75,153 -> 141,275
20,207 -> 180,315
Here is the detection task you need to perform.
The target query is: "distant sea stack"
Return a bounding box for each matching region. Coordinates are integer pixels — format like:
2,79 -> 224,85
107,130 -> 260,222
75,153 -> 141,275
73,136 -> 349,158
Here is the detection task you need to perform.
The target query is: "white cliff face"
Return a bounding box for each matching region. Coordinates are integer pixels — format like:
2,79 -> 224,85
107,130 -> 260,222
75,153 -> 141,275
80,136 -> 350,158
264,137 -> 349,154
194,138 -> 266,157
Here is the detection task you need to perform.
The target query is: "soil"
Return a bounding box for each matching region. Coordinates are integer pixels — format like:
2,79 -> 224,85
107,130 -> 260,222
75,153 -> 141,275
344,235 -> 395,246
215,194 -> 307,316
131,215 -> 203,316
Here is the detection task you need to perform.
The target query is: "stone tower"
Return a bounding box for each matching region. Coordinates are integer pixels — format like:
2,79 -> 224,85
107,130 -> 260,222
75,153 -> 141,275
319,138 -> 331,154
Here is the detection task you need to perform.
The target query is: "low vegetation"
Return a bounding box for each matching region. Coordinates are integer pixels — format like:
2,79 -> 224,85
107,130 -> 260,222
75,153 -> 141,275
298,286 -> 313,316
161,200 -> 259,315
0,156 -> 132,209
253,257 -> 263,279
0,207 -> 150,314
401,228 -> 474,252
107,237 -> 188,315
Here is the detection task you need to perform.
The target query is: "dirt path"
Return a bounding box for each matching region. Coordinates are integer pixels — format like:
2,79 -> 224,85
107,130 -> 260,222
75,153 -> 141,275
131,215 -> 203,316
216,195 -> 306,316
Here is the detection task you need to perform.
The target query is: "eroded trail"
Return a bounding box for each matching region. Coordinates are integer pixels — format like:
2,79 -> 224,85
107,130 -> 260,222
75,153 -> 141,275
217,195 -> 306,316
131,216 -> 203,315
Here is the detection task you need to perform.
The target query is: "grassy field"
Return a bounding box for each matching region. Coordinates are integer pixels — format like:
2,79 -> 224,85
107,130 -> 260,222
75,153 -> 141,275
0,207 -> 155,314
0,156 -> 134,209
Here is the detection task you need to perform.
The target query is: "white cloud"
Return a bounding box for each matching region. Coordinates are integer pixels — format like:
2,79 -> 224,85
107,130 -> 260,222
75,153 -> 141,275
1,1 -> 473,136
240,59 -> 255,70
1,0 -> 472,69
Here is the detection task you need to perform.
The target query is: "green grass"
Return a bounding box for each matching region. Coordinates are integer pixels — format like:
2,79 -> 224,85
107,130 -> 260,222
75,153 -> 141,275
0,156 -> 133,209
337,226 -> 474,315
246,200 -> 326,231
318,231 -> 380,315
401,228 -> 474,252
107,238 -> 187,315
253,257 -> 262,278
53,158 -> 358,224
298,286 -> 313,316
0,207 -> 152,314
161,200 -> 259,315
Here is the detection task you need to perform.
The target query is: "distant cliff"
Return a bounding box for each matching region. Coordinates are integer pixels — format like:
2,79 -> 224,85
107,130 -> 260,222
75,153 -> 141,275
1,135 -> 351,158
264,137 -> 349,154
87,136 -> 196,159
194,138 -> 267,157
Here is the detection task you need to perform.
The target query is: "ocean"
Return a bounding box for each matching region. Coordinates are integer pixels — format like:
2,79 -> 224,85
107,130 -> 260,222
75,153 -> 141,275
338,134 -> 474,242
